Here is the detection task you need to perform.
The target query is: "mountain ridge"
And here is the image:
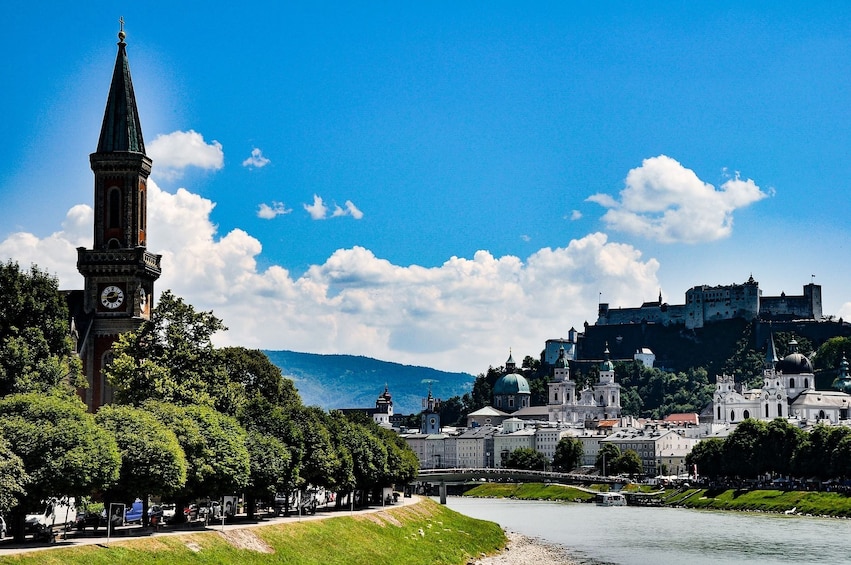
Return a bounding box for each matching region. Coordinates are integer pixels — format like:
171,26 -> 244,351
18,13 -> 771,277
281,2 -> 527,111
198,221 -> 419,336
262,350 -> 475,414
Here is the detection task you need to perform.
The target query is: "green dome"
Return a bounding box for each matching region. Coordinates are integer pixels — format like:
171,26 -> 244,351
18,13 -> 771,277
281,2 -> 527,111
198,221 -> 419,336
494,373 -> 531,395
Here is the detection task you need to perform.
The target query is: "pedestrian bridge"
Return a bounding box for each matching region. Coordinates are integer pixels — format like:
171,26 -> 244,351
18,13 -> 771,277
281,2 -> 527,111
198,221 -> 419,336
416,467 -> 624,486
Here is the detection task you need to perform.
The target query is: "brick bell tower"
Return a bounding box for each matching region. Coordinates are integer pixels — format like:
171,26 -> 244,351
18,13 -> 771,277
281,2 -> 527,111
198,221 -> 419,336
76,20 -> 161,410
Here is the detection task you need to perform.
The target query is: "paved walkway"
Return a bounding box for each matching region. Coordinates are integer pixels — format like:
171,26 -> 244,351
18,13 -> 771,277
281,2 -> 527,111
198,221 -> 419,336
0,497 -> 419,557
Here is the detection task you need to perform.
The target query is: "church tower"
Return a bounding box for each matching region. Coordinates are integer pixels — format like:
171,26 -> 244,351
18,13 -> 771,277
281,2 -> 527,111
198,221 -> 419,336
76,21 -> 161,410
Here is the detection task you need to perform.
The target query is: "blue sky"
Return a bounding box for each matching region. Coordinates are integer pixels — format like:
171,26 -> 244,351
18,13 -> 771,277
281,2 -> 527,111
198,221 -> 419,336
2,2 -> 851,374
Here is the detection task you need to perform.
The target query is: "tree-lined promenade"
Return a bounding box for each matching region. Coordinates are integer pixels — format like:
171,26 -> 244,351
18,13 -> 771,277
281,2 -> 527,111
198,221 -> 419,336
0,261 -> 418,542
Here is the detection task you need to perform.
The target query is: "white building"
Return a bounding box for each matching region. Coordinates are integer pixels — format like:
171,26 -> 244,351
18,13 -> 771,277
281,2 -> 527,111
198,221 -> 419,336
548,344 -> 621,424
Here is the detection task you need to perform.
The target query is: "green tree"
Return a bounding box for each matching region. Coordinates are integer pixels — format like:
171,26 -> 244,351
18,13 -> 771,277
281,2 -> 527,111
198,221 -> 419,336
106,290 -> 227,407
244,430 -> 291,518
814,336 -> 851,372
722,322 -> 765,387
95,405 -> 187,526
0,393 -> 120,540
552,437 -> 583,472
763,418 -> 806,477
0,261 -> 83,396
218,347 -> 301,415
616,449 -> 643,477
723,419 -> 767,478
503,447 -> 548,471
145,401 -> 250,520
0,433 -> 28,515
597,443 -> 621,476
238,399 -> 301,517
686,438 -> 725,480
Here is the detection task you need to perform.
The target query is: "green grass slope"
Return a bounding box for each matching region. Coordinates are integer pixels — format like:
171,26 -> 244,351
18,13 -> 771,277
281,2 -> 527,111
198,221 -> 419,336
0,499 -> 505,565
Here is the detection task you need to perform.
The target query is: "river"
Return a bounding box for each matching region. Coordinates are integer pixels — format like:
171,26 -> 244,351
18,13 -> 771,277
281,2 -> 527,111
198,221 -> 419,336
444,497 -> 851,564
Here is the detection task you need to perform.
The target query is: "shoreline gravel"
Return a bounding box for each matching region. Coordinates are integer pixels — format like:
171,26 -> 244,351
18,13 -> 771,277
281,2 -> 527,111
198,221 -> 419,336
472,530 -> 579,565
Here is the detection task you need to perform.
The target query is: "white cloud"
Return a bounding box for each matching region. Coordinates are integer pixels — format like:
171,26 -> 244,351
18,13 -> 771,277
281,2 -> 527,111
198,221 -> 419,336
304,195 -> 328,220
242,148 -> 270,169
331,200 -> 364,220
0,182 -> 660,374
257,202 -> 292,219
520,235 -> 531,242
148,130 -> 224,179
305,196 -> 362,220
587,155 -> 769,243
569,210 -> 582,221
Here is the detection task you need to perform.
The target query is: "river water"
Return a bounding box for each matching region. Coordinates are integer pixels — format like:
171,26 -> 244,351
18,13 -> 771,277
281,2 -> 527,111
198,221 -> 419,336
445,497 -> 851,565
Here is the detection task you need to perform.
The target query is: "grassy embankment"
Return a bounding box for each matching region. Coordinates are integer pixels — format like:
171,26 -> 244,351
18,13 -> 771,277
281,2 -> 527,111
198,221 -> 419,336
663,488 -> 851,516
464,482 -> 595,502
0,498 -> 505,565
465,482 -> 851,517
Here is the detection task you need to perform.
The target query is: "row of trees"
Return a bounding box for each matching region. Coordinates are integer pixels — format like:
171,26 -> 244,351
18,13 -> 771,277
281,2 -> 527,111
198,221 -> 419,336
0,262 -> 418,540
686,418 -> 851,481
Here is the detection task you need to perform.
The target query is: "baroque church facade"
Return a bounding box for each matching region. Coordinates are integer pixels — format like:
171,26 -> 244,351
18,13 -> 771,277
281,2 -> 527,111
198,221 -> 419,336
547,344 -> 621,423
713,337 -> 851,425
67,24 -> 161,411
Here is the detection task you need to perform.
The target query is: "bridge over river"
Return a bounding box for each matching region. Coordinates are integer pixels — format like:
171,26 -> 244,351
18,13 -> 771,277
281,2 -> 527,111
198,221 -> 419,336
415,468 -> 641,504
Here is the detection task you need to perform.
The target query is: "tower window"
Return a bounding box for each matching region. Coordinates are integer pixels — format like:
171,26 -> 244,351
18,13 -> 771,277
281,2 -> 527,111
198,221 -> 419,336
108,188 -> 121,229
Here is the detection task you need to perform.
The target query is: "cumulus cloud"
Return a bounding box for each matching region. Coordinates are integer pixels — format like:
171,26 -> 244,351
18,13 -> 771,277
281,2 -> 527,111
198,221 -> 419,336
0,182 -> 660,374
242,148 -> 270,168
586,155 -> 769,243
305,196 -> 363,220
331,200 -> 364,220
569,210 -> 582,221
304,195 -> 328,220
148,130 -> 224,179
257,202 -> 292,219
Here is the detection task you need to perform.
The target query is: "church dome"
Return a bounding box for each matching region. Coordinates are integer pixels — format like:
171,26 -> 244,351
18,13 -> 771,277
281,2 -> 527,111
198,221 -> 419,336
494,373 -> 531,395
777,352 -> 813,375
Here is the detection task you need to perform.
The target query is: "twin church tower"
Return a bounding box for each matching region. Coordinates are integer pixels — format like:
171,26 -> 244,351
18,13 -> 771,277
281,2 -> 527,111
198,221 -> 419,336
71,23 -> 161,410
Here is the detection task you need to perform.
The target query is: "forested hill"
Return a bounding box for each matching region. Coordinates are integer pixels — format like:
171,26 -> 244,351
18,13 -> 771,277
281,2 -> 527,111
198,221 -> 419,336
262,350 -> 475,414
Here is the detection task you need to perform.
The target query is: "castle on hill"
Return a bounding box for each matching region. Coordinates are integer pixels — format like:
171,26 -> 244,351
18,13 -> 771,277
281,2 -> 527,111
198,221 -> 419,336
597,276 -> 822,330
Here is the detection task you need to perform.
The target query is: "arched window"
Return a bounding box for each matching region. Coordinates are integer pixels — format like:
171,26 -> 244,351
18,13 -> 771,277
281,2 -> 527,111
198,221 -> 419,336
819,410 -> 826,420
730,409 -> 735,422
765,404 -> 769,417
789,378 -> 795,388
804,378 -> 810,389
508,396 -> 514,408
743,410 -> 750,420
108,188 -> 121,229
554,391 -> 558,402
717,406 -> 721,420
778,403 -> 783,417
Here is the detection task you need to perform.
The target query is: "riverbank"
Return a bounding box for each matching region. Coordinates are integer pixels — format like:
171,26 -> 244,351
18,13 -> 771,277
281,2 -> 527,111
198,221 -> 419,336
0,498 -> 506,565
463,482 -> 851,517
474,531 -> 578,565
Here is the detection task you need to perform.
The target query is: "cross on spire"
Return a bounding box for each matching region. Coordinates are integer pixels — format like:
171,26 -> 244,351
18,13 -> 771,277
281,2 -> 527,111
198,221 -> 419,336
118,16 -> 126,42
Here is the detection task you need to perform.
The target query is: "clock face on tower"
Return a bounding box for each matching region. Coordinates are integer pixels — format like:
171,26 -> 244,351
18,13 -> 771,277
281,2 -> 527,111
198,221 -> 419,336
100,285 -> 125,309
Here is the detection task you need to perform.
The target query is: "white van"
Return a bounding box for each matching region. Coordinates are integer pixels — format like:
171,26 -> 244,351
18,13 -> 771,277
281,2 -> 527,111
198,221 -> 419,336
25,497 -> 77,538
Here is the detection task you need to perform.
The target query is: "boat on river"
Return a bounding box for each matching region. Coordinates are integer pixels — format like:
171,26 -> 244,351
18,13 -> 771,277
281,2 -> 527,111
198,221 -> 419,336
594,492 -> 627,506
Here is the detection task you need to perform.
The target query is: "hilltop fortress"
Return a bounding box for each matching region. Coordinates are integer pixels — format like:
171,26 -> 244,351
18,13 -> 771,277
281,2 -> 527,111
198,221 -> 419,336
597,276 -> 822,330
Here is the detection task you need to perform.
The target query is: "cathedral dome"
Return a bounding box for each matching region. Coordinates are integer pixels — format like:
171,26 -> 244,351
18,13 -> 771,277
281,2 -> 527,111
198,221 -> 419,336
777,352 -> 813,375
494,373 -> 531,395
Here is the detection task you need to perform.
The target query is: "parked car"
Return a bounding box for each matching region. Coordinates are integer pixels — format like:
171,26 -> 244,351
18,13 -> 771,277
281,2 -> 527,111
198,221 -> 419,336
148,505 -> 164,524
124,499 -> 144,524
160,504 -> 176,521
74,511 -> 105,531
184,504 -> 199,521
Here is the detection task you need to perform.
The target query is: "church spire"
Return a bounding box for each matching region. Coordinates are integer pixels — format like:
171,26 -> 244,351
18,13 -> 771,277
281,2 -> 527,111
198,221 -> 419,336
96,17 -> 146,154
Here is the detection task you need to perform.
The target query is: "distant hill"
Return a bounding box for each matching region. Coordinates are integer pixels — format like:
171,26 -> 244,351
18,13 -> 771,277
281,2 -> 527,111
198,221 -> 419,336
262,350 -> 475,414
